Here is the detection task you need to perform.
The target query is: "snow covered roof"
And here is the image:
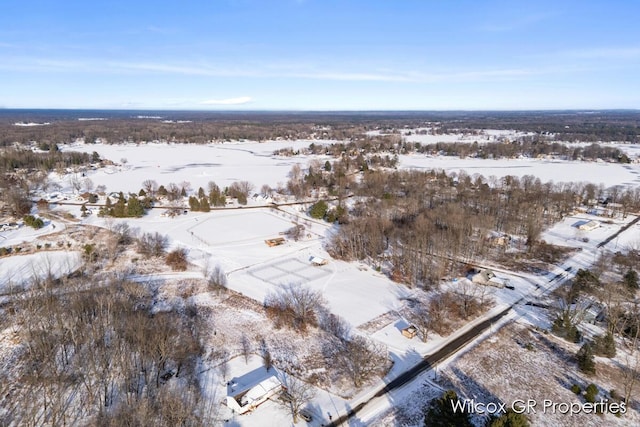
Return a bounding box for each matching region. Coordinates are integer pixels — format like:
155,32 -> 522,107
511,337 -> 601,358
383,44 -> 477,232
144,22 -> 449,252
238,376 -> 282,406
309,256 -> 327,265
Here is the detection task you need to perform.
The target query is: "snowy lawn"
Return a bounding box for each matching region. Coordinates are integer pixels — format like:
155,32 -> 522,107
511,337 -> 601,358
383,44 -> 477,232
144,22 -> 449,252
0,251 -> 82,291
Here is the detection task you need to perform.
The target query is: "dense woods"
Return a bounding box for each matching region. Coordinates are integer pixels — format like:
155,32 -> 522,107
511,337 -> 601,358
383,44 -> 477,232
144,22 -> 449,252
2,274 -> 208,426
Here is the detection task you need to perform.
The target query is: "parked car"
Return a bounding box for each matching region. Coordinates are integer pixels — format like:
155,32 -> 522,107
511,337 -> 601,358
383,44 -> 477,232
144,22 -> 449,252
299,409 -> 312,422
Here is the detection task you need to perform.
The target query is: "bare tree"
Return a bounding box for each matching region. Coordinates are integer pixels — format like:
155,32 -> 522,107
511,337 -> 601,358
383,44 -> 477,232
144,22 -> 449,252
137,232 -> 169,258
142,179 -> 158,196
405,296 -> 431,342
207,265 -> 228,294
68,173 -> 83,193
240,334 -> 251,364
280,374 -> 316,423
264,284 -> 326,331
333,336 -> 388,387
82,177 -> 94,193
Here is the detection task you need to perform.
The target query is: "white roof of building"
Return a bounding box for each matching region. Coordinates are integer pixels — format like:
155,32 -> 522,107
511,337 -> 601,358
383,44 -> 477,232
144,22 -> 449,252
240,376 -> 281,406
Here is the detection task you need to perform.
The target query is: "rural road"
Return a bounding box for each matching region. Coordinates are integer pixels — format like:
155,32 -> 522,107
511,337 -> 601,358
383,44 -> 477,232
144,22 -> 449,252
327,303 -> 515,427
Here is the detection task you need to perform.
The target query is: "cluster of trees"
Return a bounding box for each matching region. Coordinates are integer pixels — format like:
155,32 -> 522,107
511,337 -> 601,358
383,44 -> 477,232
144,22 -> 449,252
227,181 -> 253,205
284,134 -> 632,165
286,161 -> 355,200
23,214 -> 44,229
0,147 -> 93,216
141,179 -> 252,208
408,141 -> 630,163
264,284 -> 388,388
188,196 -> 211,212
186,182 -> 252,209
2,274 -> 210,425
405,286 -> 493,340
315,159 -> 640,287
99,193 -> 146,218
0,146 -> 91,171
550,257 -> 640,403
325,169 -> 578,286
308,200 -> 348,223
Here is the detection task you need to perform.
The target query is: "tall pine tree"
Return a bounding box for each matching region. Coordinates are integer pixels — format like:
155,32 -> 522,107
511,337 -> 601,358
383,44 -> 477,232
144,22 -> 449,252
424,390 -> 472,427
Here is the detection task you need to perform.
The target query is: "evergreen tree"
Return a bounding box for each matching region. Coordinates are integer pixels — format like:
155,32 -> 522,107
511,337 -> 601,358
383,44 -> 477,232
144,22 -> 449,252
577,343 -> 596,374
126,196 -> 144,217
623,269 -> 639,290
485,409 -> 529,427
188,196 -> 201,211
309,200 -> 328,219
112,193 -> 127,217
103,196 -> 113,216
424,390 -> 472,427
585,384 -> 598,403
200,197 -> 210,212
593,332 -> 616,358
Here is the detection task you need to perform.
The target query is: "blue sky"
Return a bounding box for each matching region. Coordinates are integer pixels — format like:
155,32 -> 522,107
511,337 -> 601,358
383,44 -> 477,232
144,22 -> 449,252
1,0 -> 639,110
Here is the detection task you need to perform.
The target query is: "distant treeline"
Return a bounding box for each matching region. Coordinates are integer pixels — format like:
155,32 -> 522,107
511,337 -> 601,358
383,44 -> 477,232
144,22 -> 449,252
0,110 -> 638,145
279,137 -> 632,163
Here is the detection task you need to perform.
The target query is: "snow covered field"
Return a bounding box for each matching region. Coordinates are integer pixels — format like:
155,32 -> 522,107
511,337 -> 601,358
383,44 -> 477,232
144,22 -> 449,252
59,140 -> 330,193
398,154 -> 640,188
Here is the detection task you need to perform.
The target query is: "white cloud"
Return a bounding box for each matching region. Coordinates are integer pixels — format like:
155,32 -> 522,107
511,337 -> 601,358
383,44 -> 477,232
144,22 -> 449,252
200,96 -> 252,105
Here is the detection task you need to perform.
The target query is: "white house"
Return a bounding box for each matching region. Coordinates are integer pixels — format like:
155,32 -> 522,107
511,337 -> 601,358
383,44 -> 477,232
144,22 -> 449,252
226,375 -> 283,414
577,220 -> 600,231
472,269 -> 506,288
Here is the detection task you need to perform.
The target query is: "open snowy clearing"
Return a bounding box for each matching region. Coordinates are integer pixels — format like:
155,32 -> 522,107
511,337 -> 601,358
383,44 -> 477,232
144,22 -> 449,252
59,140 -> 332,193
398,154 -> 640,188
0,219 -> 63,248
0,251 -> 82,291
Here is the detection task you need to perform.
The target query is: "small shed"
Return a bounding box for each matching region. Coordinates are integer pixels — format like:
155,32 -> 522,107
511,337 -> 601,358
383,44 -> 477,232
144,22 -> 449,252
401,325 -> 417,339
309,256 -> 328,266
265,238 -> 285,247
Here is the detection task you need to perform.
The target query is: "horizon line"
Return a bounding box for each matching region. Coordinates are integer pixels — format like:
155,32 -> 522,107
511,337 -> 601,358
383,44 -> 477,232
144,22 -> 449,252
1,107 -> 639,113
